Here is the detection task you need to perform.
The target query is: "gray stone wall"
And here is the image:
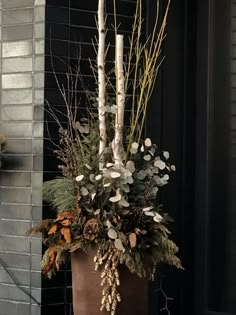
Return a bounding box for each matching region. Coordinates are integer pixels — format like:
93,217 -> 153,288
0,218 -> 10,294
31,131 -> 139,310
0,0 -> 45,314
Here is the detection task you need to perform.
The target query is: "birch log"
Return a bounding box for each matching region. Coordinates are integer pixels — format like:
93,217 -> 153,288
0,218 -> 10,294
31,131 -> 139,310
113,34 -> 125,166
98,0 -> 106,169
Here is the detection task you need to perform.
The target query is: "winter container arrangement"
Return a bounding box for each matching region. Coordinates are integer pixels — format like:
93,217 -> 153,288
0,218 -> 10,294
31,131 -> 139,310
28,0 -> 182,314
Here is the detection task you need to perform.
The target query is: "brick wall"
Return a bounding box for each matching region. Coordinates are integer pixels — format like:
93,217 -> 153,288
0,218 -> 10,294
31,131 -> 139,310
0,0 -> 45,314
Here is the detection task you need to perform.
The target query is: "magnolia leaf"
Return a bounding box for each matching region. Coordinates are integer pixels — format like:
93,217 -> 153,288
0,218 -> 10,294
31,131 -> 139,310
115,238 -> 125,252
81,187 -> 89,196
111,171 -> 121,178
153,213 -> 163,222
95,174 -> 102,181
163,151 -> 170,160
109,194 -> 122,203
76,175 -> 84,182
129,233 -> 137,248
144,138 -> 152,147
171,165 -> 176,171
144,211 -> 155,216
119,199 -> 130,207
143,206 -> 154,212
108,228 -> 118,239
61,228 -> 71,244
131,142 -> 139,149
126,161 -> 135,173
144,154 -> 151,161
48,225 -> 57,234
154,160 -> 166,170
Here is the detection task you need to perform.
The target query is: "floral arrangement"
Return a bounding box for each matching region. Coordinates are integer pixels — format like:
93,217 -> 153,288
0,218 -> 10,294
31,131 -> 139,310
28,0 -> 182,314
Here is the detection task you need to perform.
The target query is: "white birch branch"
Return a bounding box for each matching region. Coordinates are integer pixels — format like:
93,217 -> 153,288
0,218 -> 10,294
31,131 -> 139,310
113,34 -> 125,166
98,0 -> 106,169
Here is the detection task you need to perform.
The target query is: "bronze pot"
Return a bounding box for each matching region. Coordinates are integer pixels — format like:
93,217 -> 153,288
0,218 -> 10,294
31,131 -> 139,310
71,248 -> 148,315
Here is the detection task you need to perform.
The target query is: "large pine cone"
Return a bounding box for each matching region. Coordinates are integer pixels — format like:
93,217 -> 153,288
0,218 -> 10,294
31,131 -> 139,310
83,218 -> 101,241
122,209 -> 149,232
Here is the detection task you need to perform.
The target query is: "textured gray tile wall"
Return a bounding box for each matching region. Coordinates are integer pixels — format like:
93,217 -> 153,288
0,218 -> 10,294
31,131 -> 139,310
0,0 -> 45,314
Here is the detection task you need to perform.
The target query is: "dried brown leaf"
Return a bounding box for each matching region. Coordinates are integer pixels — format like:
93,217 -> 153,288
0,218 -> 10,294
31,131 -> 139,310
129,233 -> 137,248
48,225 -> 58,235
61,227 -> 72,244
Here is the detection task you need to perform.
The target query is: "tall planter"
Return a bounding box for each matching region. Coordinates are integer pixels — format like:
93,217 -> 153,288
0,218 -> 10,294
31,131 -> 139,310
71,249 -> 149,315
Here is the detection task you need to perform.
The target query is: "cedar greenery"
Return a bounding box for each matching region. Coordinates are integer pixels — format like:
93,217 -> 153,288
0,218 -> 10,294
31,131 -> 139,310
28,0 -> 182,314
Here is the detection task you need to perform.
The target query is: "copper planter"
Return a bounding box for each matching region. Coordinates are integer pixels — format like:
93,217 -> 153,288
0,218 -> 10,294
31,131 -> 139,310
71,249 -> 148,315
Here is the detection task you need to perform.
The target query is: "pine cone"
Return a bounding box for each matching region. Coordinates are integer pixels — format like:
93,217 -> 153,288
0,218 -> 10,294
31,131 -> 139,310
122,209 -> 149,232
83,218 -> 101,241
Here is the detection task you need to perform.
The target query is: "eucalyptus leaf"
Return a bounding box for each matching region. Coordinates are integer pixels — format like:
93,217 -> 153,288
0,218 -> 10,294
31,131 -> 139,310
110,171 -> 121,178
106,163 -> 114,168
130,147 -> 138,154
127,176 -> 134,184
91,192 -> 96,200
163,151 -> 170,160
106,220 -> 112,229
144,138 -> 152,147
108,228 -> 118,239
154,160 -> 166,170
144,211 -> 155,216
163,174 -> 169,181
131,142 -> 139,149
115,239 -> 125,252
119,199 -> 130,207
81,187 -> 89,196
109,194 -> 122,203
144,155 -> 151,161
171,165 -> 176,171
89,174 -> 95,182
137,170 -> 147,180
103,182 -> 111,187
76,175 -> 84,182
126,160 -> 135,173
153,213 -> 163,222
143,206 -> 154,212
95,174 -> 102,181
